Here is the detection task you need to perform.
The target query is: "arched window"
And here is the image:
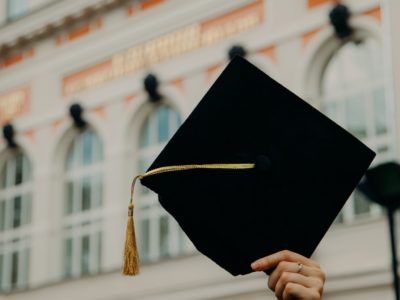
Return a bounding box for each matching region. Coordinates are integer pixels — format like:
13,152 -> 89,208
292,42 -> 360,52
0,150 -> 31,292
63,128 -> 103,278
137,105 -> 189,262
321,37 -> 393,222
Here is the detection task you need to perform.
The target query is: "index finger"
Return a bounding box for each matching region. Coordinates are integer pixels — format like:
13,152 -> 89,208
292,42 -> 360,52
250,250 -> 319,272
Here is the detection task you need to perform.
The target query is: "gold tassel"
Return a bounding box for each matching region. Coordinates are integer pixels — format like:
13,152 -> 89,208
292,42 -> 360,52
122,176 -> 141,276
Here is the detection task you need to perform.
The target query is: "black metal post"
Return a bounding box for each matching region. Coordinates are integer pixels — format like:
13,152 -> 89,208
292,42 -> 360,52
388,207 -> 400,300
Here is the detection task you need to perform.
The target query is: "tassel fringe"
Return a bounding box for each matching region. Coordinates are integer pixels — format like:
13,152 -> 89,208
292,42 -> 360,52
122,204 -> 140,275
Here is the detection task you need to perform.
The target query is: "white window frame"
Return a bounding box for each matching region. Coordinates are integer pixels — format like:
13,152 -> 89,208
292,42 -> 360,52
0,151 -> 32,292
321,38 -> 394,223
136,104 -> 192,263
62,128 -> 104,279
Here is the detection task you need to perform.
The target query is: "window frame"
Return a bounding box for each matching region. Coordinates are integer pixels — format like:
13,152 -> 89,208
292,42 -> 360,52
135,104 -> 192,263
0,150 -> 32,292
320,36 -> 393,224
62,128 -> 104,279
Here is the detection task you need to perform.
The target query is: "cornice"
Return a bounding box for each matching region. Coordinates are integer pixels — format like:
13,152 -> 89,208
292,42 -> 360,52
0,0 -> 130,58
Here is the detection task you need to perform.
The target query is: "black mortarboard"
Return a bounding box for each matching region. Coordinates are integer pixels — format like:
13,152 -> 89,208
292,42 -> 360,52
123,57 -> 375,276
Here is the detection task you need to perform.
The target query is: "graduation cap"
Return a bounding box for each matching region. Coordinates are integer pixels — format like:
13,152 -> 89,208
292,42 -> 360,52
122,57 -> 376,276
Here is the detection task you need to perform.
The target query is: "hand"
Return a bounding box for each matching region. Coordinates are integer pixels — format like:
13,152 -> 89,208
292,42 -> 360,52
251,250 -> 325,300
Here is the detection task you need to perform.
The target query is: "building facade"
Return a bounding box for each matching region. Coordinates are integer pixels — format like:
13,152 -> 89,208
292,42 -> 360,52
0,0 -> 399,299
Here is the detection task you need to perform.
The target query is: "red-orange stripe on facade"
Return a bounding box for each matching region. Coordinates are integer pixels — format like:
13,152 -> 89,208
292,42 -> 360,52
68,24 -> 91,41
3,53 -> 24,67
170,78 -> 185,93
62,59 -> 113,96
126,6 -> 135,16
93,105 -> 106,119
51,118 -> 65,135
307,0 -> 333,9
124,94 -> 136,109
302,28 -> 321,49
140,0 -> 165,11
201,0 -> 264,32
364,6 -> 381,22
258,45 -> 277,63
206,64 -> 222,83
23,129 -> 35,143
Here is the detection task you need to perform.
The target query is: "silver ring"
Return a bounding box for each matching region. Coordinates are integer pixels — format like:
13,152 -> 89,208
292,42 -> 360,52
297,263 -> 303,273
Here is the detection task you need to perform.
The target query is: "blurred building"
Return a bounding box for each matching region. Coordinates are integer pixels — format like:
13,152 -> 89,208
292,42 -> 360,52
0,0 -> 399,299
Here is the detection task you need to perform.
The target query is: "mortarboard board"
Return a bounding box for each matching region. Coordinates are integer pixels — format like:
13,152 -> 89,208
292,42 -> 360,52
122,56 -> 376,276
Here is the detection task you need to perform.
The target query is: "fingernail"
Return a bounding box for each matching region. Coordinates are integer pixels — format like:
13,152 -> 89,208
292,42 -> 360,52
251,262 -> 260,270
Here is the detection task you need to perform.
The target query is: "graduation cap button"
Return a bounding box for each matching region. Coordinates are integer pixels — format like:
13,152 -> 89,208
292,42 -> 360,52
255,155 -> 272,172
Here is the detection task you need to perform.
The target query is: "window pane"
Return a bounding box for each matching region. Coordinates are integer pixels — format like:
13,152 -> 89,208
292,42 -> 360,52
11,252 -> 18,288
65,181 -> 74,214
170,109 -> 181,134
0,164 -> 7,188
22,155 -> 30,182
0,201 -> 5,231
64,238 -> 73,278
81,177 -> 91,211
14,154 -> 23,185
139,219 -> 150,262
377,144 -> 389,155
92,175 -> 102,209
20,248 -> 29,289
66,142 -> 75,171
21,194 -> 32,226
96,232 -> 102,272
82,131 -> 93,166
13,196 -> 22,228
373,88 -> 387,135
0,254 -> 3,290
81,235 -> 90,275
140,118 -> 151,148
158,106 -> 169,143
345,96 -> 367,139
353,190 -> 371,215
159,215 -> 169,258
92,134 -> 103,163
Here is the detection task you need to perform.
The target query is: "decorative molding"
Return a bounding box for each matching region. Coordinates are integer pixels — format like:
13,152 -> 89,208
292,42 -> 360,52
308,0 -> 334,9
364,6 -> 381,22
257,45 -> 277,63
0,86 -> 31,123
0,0 -> 131,60
302,27 -> 323,49
61,0 -> 264,96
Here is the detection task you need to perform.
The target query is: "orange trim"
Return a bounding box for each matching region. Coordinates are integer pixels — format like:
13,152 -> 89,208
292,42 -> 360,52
4,54 -> 24,67
23,129 -> 35,143
364,6 -> 381,22
62,0 -> 263,96
258,45 -> 277,63
25,48 -> 34,58
124,94 -> 136,108
68,24 -> 91,41
170,78 -> 185,93
307,0 -> 333,9
93,105 -> 106,119
52,118 -> 64,133
201,0 -> 264,32
126,6 -> 135,16
0,87 -> 30,122
302,28 -> 321,49
206,64 -> 222,83
63,59 -> 113,96
55,35 -> 63,46
94,19 -> 103,29
140,0 -> 165,11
